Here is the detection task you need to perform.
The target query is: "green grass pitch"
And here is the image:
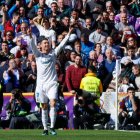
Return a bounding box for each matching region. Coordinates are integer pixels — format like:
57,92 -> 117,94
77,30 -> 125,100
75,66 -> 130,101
0,130 -> 140,140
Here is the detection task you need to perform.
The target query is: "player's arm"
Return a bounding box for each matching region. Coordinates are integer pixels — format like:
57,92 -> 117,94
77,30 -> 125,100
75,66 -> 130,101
31,37 -> 41,57
55,27 -> 74,56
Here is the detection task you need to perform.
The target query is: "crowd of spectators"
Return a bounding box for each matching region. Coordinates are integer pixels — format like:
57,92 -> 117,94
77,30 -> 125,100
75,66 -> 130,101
0,0 -> 140,129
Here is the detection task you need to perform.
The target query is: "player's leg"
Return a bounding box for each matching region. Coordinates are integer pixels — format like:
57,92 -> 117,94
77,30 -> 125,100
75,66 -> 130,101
36,88 -> 49,135
49,99 -> 57,135
41,102 -> 49,135
47,82 -> 58,135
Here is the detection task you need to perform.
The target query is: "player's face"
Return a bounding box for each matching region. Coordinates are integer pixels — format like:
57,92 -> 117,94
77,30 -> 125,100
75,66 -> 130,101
41,40 -> 50,54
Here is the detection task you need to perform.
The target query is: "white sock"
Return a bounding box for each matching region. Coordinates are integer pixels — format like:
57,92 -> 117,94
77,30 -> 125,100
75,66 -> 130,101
50,107 -> 57,128
42,109 -> 48,130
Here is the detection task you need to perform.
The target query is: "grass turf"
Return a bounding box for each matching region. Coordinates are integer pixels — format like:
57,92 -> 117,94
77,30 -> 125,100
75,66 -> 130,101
0,130 -> 140,140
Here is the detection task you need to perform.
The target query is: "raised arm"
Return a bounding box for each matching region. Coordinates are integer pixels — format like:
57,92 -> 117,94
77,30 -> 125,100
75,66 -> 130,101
1,6 -> 7,25
55,27 -> 73,56
31,37 -> 41,57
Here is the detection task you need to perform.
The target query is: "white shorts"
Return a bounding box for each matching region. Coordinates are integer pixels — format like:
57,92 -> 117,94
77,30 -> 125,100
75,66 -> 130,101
35,81 -> 58,103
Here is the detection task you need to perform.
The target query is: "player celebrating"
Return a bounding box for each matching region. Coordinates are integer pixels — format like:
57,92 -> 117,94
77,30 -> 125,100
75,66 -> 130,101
31,27 -> 73,135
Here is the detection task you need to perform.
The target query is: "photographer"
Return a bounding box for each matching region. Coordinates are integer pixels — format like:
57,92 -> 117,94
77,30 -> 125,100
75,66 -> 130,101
73,96 -> 97,129
1,88 -> 31,129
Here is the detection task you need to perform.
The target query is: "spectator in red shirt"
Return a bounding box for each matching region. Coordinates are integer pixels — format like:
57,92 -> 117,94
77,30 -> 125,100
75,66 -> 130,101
65,54 -> 87,94
4,12 -> 20,34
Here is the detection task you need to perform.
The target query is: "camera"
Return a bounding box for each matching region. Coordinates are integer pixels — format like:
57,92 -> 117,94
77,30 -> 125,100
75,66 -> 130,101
78,99 -> 84,105
13,92 -> 21,100
11,89 -> 22,100
75,89 -> 98,100
75,89 -> 99,105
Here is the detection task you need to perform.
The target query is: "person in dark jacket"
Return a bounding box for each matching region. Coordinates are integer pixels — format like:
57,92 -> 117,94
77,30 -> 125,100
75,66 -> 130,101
1,88 -> 31,129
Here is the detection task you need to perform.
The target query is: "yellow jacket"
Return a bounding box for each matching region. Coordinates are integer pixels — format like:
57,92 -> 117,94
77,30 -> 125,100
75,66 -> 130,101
80,73 -> 103,105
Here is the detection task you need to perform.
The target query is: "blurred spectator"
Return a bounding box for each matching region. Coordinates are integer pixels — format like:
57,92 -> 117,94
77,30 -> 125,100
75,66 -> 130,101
61,16 -> 70,33
89,22 -> 106,44
81,33 -> 94,66
81,17 -> 94,37
28,0 -> 51,19
10,37 -> 27,56
119,87 -> 140,130
99,48 -> 116,91
121,47 -> 140,65
57,0 -> 71,19
4,31 -> 16,50
3,59 -> 24,92
4,12 -> 20,34
115,12 -> 136,34
79,0 -> 91,19
109,12 -> 115,23
24,61 -> 37,92
55,62 -> 65,97
8,3 -> 29,24
16,47 -> 28,61
102,36 -> 121,57
70,9 -> 85,28
87,0 -> 104,20
49,16 -> 63,35
126,36 -> 138,51
14,22 -> 37,53
96,11 -> 115,35
121,26 -> 137,45
94,43 -> 103,63
33,18 -> 56,48
114,4 -> 136,26
132,64 -> 140,91
10,37 -> 27,57
89,50 -> 98,61
0,3 -> 7,27
65,50 -> 76,70
64,0 -> 82,10
135,17 -> 140,37
49,1 -> 61,18
0,41 -> 14,63
32,7 -> 46,26
118,76 -> 134,92
105,1 -> 115,14
65,54 -> 87,94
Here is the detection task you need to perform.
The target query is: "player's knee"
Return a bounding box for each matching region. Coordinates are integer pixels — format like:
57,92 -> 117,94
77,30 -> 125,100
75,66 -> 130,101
41,103 -> 48,110
50,99 -> 56,107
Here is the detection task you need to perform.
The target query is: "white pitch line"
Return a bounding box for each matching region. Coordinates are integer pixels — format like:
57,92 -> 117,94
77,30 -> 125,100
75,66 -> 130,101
118,130 -> 140,133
